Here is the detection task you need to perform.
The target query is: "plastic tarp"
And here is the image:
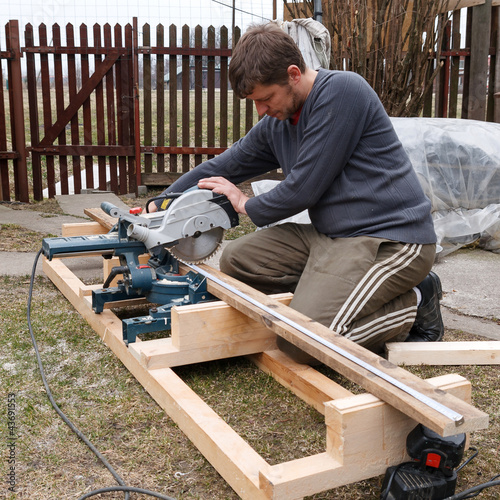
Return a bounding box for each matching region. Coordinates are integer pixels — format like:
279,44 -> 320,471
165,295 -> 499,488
252,118 -> 500,258
391,118 -> 500,257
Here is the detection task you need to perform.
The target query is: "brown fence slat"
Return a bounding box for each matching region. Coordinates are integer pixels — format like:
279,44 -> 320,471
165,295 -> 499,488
143,23 -> 152,174
0,54 -> 9,200
181,25 -> 190,173
5,21 -> 28,202
448,10 -> 462,118
169,24 -> 178,173
67,23 -> 82,194
104,23 -> 118,193
125,23 -> 136,194
194,25 -> 203,167
232,27 -> 241,143
469,1 -> 492,120
24,23 -> 42,201
156,24 -> 165,173
80,24 -> 94,190
207,26 -> 215,160
53,24 -> 69,195
487,6 -> 499,122
40,23 -> 56,198
115,23 -> 127,195
220,26 -> 228,149
94,24 -> 107,191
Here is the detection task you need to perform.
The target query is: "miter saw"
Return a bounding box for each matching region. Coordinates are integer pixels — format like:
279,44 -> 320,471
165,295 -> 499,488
42,188 -> 239,344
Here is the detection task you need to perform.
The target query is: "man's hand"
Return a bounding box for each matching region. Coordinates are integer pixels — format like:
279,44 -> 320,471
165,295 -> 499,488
198,177 -> 249,215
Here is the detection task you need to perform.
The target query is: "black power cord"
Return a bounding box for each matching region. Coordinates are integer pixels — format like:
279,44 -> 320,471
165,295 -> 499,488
445,479 -> 500,499
27,249 -> 176,500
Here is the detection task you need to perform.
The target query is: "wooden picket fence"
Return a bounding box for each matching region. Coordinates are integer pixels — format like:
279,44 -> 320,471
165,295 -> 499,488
0,6 -> 499,202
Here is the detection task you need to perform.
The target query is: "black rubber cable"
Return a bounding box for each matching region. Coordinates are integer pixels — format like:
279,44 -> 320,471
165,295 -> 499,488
27,249 -> 176,500
78,486 -> 176,499
444,480 -> 500,499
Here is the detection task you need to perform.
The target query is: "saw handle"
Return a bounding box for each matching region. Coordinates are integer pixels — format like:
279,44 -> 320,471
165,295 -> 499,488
145,192 -> 184,213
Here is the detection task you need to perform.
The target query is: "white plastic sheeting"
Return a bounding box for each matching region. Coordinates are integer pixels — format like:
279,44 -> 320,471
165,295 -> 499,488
252,118 -> 500,257
391,118 -> 500,257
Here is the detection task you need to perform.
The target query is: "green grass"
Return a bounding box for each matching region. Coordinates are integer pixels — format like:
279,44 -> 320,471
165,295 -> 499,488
1,268 -> 500,499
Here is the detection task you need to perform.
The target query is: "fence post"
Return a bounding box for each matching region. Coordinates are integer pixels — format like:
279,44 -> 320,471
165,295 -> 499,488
468,0 -> 492,120
493,6 -> 500,123
6,20 -> 29,202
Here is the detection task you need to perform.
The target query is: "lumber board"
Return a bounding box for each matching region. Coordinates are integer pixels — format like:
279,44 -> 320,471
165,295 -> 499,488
128,336 -> 278,369
194,264 -> 489,437
42,256 -> 271,500
62,221 -> 109,237
249,350 -> 353,414
84,207 -> 116,230
259,374 -> 470,499
386,341 -> 500,365
128,294 -> 292,369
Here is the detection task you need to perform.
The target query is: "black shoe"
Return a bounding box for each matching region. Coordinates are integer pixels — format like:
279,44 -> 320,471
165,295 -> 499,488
405,271 -> 444,342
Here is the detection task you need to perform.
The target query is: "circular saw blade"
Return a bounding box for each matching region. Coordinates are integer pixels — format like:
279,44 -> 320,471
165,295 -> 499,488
168,226 -> 224,263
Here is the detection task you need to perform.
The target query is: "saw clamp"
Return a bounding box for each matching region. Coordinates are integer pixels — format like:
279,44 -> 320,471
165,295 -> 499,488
42,189 -> 239,345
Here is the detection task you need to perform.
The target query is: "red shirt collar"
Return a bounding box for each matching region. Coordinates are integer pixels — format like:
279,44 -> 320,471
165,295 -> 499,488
289,106 -> 303,125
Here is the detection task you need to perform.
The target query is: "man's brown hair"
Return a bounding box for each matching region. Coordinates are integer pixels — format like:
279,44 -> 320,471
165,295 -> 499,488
229,23 -> 306,99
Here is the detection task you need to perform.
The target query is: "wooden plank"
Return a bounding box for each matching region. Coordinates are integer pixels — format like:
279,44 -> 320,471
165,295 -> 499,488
128,293 -> 293,369
83,207 -> 116,230
194,264 -> 488,437
62,221 -> 109,237
249,350 -> 353,414
42,256 -> 271,500
386,341 -> 500,365
259,374 -> 471,499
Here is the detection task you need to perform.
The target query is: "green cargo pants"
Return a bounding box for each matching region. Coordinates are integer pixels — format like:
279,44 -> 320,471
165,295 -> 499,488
220,223 -> 436,358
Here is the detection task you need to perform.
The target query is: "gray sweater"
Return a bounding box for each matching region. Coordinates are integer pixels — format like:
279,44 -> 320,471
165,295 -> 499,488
160,69 -> 436,245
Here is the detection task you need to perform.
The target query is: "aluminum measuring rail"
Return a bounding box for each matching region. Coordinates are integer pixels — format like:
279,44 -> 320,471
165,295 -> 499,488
187,263 -> 464,425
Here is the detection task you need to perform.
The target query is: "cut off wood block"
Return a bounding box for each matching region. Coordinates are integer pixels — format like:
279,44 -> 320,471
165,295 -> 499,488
386,341 -> 500,365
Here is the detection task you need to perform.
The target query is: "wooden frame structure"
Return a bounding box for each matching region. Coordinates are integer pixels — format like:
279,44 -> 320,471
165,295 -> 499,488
40,219 -> 489,499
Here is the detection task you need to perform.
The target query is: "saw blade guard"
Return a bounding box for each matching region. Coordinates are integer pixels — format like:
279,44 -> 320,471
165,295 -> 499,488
126,189 -> 238,259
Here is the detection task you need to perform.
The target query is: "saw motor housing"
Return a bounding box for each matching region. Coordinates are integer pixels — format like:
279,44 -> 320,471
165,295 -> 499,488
42,189 -> 239,344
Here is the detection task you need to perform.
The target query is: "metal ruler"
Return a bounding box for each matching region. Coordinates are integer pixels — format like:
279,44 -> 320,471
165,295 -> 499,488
187,263 -> 464,426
